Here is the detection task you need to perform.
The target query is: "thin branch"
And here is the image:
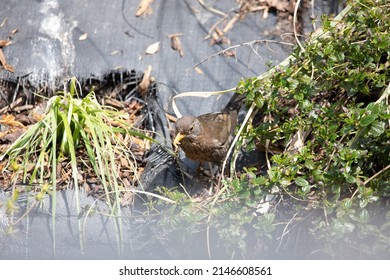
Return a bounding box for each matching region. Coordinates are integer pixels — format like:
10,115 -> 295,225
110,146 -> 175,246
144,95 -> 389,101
293,0 -> 305,51
205,14 -> 229,40
277,210 -> 301,252
350,164 -> 390,200
188,39 -> 294,71
311,0 -> 317,31
11,199 -> 39,226
249,43 -> 263,60
221,103 -> 256,182
197,0 -> 227,17
363,164 -> 390,186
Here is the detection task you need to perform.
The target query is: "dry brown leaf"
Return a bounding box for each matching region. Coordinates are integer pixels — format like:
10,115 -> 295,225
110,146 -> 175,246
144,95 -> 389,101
139,65 -> 152,97
0,115 -> 25,128
136,0 -> 154,17
223,49 -> 236,57
223,14 -> 239,33
166,113 -> 178,122
211,31 -> 220,41
13,104 -> 34,112
0,129 -> 25,144
120,157 -> 128,167
104,98 -> 124,109
0,18 -> 8,28
215,26 -> 224,37
170,35 -> 184,57
286,129 -> 311,154
250,6 -> 267,12
263,7 -> 269,19
0,48 -> 14,72
131,136 -> 148,149
209,26 -> 230,46
79,33 -> 88,41
145,41 -> 160,55
167,32 -> 184,38
0,39 -> 12,47
110,50 -> 121,56
266,0 -> 295,13
194,67 -> 203,74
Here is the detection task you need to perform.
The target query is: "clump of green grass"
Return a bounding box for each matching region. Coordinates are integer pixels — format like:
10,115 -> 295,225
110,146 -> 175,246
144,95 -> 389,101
1,77 -> 154,206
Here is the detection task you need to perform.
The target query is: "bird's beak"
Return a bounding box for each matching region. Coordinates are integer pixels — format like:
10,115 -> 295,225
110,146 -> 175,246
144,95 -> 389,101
173,132 -> 185,146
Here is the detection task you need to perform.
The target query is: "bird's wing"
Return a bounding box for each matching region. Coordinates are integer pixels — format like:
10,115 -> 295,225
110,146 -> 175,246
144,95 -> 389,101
198,112 -> 236,147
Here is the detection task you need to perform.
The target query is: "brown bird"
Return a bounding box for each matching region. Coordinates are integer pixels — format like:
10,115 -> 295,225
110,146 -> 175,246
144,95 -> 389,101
173,93 -> 243,165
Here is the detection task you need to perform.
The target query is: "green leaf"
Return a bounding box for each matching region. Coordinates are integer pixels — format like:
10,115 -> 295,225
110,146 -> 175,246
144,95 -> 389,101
343,222 -> 355,233
305,160 -> 316,170
300,74 -> 312,84
359,209 -> 369,222
254,95 -> 264,108
373,243 -> 388,255
366,103 -> 380,115
252,176 -> 267,185
380,219 -> 390,231
295,177 -> 309,187
279,178 -> 291,187
368,121 -> 385,137
359,199 -> 369,208
360,114 -> 376,126
336,209 -> 346,219
262,213 -> 275,226
344,172 -> 356,184
342,198 -> 353,209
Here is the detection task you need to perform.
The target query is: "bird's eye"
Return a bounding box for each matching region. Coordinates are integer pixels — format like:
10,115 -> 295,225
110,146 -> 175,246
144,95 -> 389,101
189,125 -> 194,132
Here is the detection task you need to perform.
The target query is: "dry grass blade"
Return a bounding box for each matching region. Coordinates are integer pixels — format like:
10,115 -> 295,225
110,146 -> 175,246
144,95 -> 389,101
172,89 -> 235,118
78,33 -> 88,41
188,39 -> 293,71
223,14 -> 239,33
197,0 -> 227,17
0,48 -> 14,72
145,41 -> 160,55
139,65 -> 153,97
0,39 -> 12,47
170,35 -> 184,57
136,0 -> 154,17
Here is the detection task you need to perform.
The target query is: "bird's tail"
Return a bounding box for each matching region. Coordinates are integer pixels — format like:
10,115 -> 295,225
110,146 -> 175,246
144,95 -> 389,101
223,92 -> 245,113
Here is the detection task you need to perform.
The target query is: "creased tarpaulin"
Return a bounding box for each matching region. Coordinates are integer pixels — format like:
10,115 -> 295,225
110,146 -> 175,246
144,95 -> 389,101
0,0 -> 337,259
0,0 -> 292,111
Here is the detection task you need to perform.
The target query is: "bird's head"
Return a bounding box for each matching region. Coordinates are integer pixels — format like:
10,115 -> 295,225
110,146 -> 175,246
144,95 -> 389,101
173,116 -> 202,146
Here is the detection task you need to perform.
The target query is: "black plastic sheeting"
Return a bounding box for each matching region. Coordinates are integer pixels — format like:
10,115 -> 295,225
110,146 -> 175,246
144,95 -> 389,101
1,0 -> 287,105
0,0 -> 339,259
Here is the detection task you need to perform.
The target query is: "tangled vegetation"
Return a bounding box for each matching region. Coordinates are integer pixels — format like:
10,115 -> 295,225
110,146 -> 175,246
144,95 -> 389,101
155,0 -> 390,258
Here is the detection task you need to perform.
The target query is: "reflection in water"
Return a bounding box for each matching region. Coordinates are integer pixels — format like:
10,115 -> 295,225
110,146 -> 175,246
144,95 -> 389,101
1,190 -> 388,259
